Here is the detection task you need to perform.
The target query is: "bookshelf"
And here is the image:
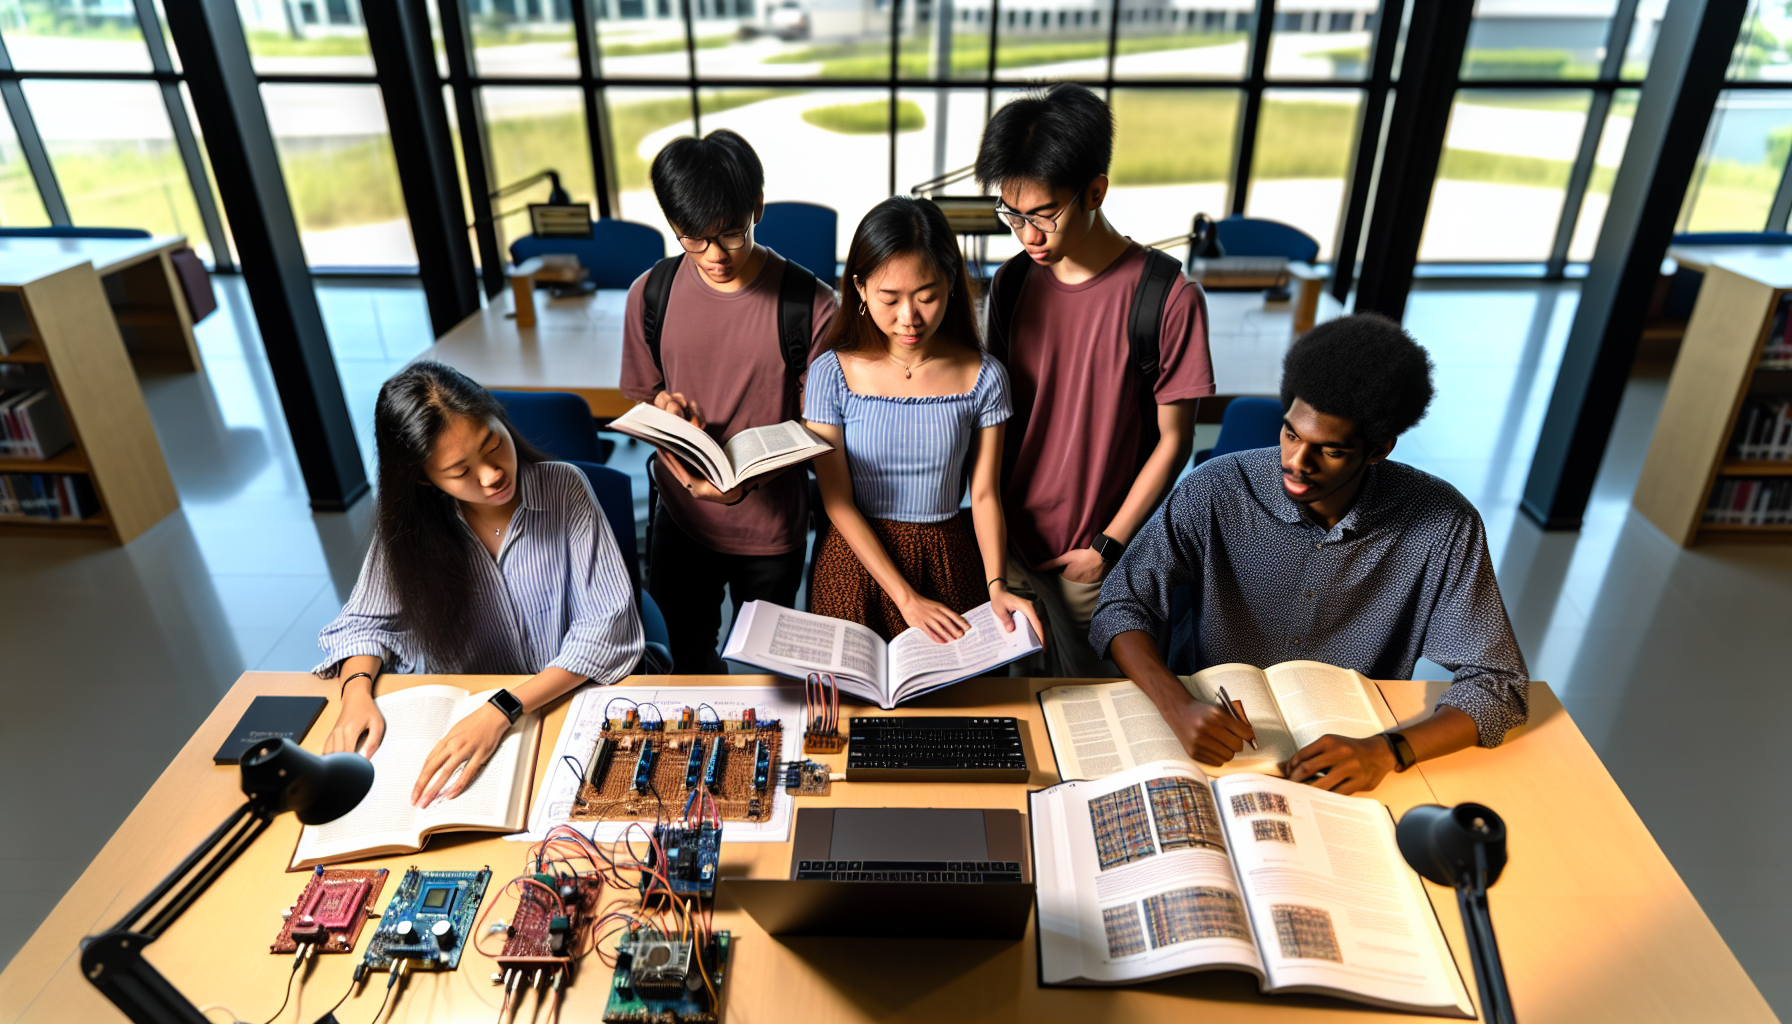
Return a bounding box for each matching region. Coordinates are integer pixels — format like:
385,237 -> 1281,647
1634,253 -> 1792,545
0,255 -> 178,543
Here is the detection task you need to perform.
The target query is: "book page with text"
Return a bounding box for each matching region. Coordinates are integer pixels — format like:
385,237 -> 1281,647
416,689 -> 539,833
1210,773 -> 1471,1015
1039,682 -> 1193,780
608,404 -> 731,487
887,603 -> 1041,703
292,685 -> 465,867
1263,662 -> 1387,750
1185,664 -> 1298,771
1034,760 -> 1263,986
721,601 -> 887,702
721,421 -> 827,478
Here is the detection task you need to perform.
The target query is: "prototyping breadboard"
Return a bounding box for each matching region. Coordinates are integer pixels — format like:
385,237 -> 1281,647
360,867 -> 490,972
271,867 -> 387,955
571,706 -> 780,824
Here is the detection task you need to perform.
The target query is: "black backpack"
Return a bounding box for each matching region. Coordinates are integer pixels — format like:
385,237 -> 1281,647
640,254 -> 819,404
984,246 -> 1186,484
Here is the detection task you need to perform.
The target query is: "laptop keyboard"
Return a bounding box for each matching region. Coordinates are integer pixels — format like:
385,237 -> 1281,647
845,716 -> 1029,782
794,859 -> 1025,883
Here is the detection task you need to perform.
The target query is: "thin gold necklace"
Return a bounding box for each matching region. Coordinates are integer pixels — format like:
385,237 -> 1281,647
889,349 -> 933,379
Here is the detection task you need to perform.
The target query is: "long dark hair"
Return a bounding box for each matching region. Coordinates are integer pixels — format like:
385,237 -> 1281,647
823,195 -> 981,355
372,361 -> 547,669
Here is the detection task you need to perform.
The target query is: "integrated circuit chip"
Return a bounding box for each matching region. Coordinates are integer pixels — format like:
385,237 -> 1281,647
271,867 -> 388,955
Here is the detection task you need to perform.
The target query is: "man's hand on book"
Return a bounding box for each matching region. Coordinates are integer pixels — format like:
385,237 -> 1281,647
654,389 -> 707,429
1286,734 -> 1396,795
658,447 -> 756,505
413,703 -> 508,807
1168,699 -> 1256,765
323,690 -> 386,759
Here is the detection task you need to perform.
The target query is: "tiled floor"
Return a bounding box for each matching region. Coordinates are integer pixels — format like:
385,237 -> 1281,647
3,276 -> 1790,1016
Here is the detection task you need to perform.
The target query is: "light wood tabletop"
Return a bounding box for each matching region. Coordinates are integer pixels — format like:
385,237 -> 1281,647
1667,243 -> 1792,289
1,671 -> 1773,1023
419,288 -> 632,419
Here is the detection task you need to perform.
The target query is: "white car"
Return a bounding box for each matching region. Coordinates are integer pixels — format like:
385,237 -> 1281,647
764,0 -> 810,40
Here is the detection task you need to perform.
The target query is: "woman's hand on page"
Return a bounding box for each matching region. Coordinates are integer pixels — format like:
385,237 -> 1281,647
897,593 -> 971,643
988,583 -> 1046,646
658,448 -> 754,505
323,692 -> 386,759
653,390 -> 706,429
1287,734 -> 1396,795
412,703 -> 510,807
1167,698 -> 1255,765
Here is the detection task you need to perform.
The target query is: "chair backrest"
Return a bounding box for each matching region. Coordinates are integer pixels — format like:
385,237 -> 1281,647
757,201 -> 838,283
493,389 -> 606,463
1670,231 -> 1792,246
0,226 -> 152,239
1211,397 -> 1286,461
1215,215 -> 1320,264
565,460 -> 638,572
510,218 -> 666,289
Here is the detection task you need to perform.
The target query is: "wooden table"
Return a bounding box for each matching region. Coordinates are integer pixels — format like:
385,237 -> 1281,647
1,673 -> 1773,1023
420,288 -> 630,419
0,235 -> 201,375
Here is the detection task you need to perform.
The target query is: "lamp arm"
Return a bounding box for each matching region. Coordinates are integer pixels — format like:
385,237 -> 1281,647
909,163 -> 979,196
1455,844 -> 1517,1024
489,169 -> 563,201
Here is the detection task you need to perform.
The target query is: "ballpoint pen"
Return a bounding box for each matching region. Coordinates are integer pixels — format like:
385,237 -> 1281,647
1216,685 -> 1260,751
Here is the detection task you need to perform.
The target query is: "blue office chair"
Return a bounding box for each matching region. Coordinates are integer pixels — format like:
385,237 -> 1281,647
1213,214 -> 1321,264
1192,397 -> 1285,467
1661,231 -> 1792,320
0,226 -> 152,239
493,389 -> 608,464
757,201 -> 838,284
510,218 -> 665,289
567,460 -> 672,672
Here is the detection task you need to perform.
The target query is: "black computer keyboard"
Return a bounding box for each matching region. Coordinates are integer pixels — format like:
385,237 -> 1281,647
845,716 -> 1029,782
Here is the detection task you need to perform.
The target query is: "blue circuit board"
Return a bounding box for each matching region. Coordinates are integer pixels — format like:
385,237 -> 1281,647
361,867 -> 490,972
603,929 -> 730,1023
640,824 -> 720,900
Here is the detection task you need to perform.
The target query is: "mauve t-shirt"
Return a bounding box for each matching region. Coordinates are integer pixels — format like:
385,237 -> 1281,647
1000,243 -> 1215,569
621,249 -> 838,556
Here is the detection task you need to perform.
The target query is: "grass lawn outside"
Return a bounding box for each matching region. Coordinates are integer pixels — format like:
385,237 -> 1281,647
803,99 -> 925,134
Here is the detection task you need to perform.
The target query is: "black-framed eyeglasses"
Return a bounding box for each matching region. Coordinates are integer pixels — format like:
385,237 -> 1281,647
676,228 -> 750,254
994,189 -> 1083,235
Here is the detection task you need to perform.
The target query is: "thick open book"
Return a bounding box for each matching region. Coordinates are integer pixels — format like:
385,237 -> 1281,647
722,600 -> 1042,709
290,685 -> 541,870
607,403 -> 831,492
1031,759 -> 1473,1016
1040,661 -> 1395,781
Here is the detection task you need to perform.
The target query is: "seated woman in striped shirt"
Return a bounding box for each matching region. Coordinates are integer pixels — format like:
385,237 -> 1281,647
804,195 -> 1043,644
315,361 -> 643,808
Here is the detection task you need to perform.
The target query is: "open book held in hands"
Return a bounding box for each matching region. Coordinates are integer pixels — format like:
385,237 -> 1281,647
290,685 -> 541,870
1039,661 -> 1396,781
1031,759 -> 1473,1015
607,402 -> 832,492
723,600 -> 1042,709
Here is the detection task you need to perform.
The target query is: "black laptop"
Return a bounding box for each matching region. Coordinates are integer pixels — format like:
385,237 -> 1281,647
722,807 -> 1034,940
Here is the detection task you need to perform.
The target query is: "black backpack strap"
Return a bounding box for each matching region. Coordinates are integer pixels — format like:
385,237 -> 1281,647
1126,247 -> 1184,472
776,258 -> 818,376
984,251 -> 1033,365
640,254 -> 683,383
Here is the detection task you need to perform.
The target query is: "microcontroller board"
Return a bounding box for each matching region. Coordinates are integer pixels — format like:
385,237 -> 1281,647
496,874 -> 605,978
640,824 -> 720,900
603,928 -> 731,1024
271,867 -> 387,955
361,867 -> 490,972
571,707 -> 781,825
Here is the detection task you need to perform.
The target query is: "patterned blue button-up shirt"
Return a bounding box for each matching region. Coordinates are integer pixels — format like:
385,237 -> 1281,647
1090,448 -> 1528,747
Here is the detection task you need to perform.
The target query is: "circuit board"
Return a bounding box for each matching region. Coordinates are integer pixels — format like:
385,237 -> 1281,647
496,874 -> 605,972
781,760 -> 831,797
571,717 -> 781,825
640,824 -> 720,900
603,929 -> 731,1024
361,867 -> 490,972
271,867 -> 388,954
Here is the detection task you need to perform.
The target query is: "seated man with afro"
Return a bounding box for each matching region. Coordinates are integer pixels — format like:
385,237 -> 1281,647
1090,313 -> 1528,794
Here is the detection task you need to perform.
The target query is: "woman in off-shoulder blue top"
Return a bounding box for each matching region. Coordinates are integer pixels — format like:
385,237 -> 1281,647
802,196 -> 1043,644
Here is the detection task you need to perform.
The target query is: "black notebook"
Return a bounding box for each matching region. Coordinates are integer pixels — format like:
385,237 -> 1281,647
214,696 -> 329,764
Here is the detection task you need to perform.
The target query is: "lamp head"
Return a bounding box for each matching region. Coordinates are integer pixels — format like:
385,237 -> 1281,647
1397,803 -> 1507,890
544,170 -> 571,206
239,739 -> 374,825
1189,212 -> 1225,260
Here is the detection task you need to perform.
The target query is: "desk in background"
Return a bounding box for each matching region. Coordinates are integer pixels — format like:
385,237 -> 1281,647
0,235 -> 201,375
0,672 -> 1772,1024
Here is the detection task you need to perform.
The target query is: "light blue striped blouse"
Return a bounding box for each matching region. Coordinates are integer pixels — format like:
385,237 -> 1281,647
803,349 -> 1012,523
314,461 -> 644,683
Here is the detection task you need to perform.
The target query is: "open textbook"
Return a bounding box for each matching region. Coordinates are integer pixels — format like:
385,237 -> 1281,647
607,403 -> 831,492
1031,759 -> 1474,1016
723,600 -> 1042,709
290,685 -> 541,870
1040,661 -> 1395,780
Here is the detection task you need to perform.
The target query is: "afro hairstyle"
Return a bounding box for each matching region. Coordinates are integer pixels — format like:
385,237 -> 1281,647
1280,313 -> 1435,448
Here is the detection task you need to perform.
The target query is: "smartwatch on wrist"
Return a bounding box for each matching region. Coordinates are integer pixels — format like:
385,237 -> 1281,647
1092,533 -> 1127,563
1382,731 -> 1417,773
487,688 -> 525,725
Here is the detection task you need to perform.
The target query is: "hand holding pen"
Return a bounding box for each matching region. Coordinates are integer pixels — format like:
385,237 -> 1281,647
1217,686 -> 1260,751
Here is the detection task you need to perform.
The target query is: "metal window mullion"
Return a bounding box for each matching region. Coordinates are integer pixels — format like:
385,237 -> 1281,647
0,32 -> 67,227
1329,0 -> 1405,302
1545,0 -> 1639,276
682,0 -> 700,133
1228,0 -> 1275,216
441,0 -> 505,297
983,0 -> 1000,125
1103,0 -> 1119,86
889,0 -> 901,195
570,0 -> 618,219
1765,126 -> 1792,229
135,0 -> 233,268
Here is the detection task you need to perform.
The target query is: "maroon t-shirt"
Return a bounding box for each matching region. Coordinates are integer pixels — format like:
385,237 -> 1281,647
621,249 -> 838,556
1000,243 -> 1216,569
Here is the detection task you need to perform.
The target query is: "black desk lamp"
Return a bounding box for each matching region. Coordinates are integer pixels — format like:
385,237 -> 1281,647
491,169 -> 571,207
1397,803 -> 1516,1024
81,739 -> 374,1024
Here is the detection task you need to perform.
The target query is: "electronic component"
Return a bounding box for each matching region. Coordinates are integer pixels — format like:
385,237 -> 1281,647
804,672 -> 845,754
846,716 -> 1028,782
571,707 -> 782,824
684,738 -> 704,791
603,928 -> 730,1024
272,867 -> 387,955
703,739 -> 727,794
361,867 -> 490,972
751,741 -> 770,793
586,735 -> 617,788
496,873 -> 604,986
640,824 -> 721,900
781,760 -> 831,797
633,739 -> 657,793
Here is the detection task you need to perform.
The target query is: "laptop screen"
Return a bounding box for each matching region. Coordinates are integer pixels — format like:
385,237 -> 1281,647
828,808 -> 989,863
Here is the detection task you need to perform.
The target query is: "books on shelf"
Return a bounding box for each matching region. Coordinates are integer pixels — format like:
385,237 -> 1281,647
0,473 -> 96,521
1705,477 -> 1792,526
1030,759 -> 1474,1016
0,387 -> 74,460
1730,397 -> 1792,461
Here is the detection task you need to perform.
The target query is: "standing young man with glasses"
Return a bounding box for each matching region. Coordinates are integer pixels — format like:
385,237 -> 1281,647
620,128 -> 838,673
975,83 -> 1215,677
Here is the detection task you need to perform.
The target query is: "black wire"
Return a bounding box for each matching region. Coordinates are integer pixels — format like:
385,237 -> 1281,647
561,754 -> 587,784
366,973 -> 398,1024
260,956 -> 302,1024
312,970 -> 358,1024
640,702 -> 665,726
602,696 -> 639,723
696,703 -> 720,723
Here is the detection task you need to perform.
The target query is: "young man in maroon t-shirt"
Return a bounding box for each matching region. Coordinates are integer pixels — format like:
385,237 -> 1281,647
620,129 -> 837,673
974,83 -> 1215,677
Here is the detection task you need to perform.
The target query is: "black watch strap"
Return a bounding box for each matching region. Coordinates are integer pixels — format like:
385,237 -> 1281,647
1383,731 -> 1417,772
488,688 -> 525,725
1093,533 -> 1126,562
